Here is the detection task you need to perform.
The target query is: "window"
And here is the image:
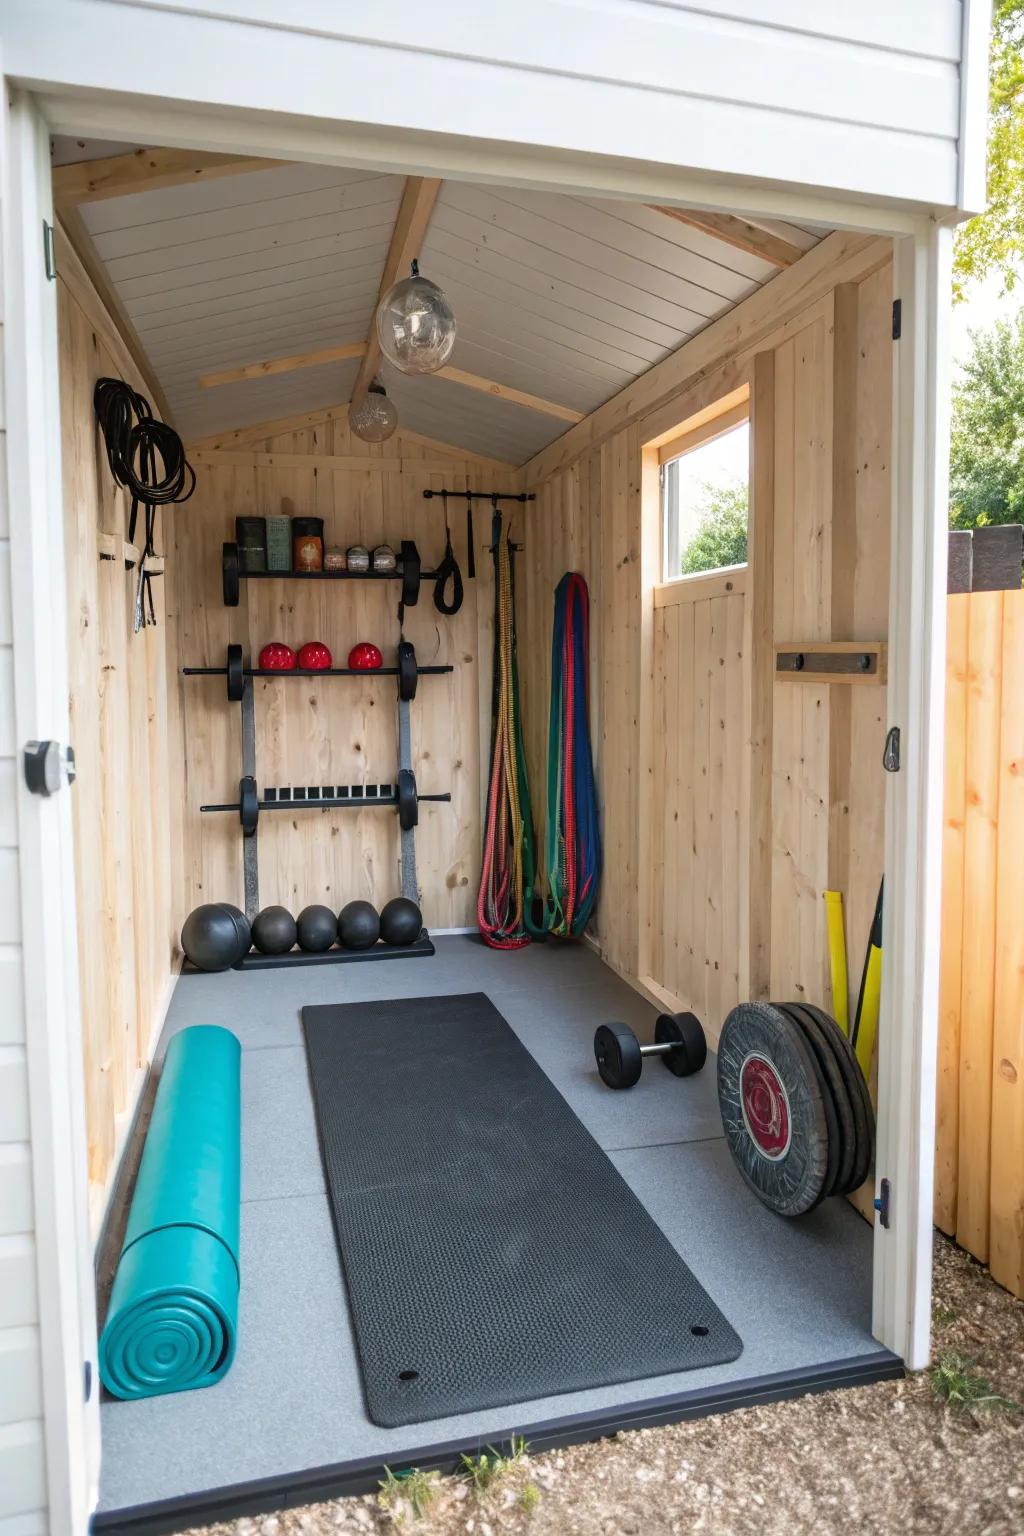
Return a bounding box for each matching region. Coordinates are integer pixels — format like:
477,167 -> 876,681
660,396 -> 749,583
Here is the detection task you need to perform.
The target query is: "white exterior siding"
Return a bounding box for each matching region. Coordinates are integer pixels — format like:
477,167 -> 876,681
4,0 -> 974,215
0,287 -> 48,1527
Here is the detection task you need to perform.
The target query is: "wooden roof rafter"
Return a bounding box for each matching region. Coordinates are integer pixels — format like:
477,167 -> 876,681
349,174 -> 443,414
648,206 -> 805,268
197,340 -> 584,423
52,146 -> 289,206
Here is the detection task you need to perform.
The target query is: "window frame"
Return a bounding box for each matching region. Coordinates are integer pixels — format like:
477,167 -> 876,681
657,385 -> 750,586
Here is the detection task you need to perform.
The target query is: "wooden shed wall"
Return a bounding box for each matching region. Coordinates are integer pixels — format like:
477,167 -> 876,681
171,418 -> 520,925
521,240 -> 893,1094
57,230 -> 183,1233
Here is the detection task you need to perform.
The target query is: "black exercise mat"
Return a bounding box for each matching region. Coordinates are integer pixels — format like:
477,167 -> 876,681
302,993 -> 742,1426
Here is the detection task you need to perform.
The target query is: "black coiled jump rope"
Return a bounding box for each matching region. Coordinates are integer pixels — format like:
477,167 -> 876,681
93,378 -> 195,629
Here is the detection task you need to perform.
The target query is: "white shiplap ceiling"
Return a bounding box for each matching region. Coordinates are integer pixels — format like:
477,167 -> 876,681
53,139 -> 823,463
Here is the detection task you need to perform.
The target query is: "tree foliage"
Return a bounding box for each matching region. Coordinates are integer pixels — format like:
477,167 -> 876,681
680,481 -> 749,574
949,309 -> 1024,527
953,0 -> 1024,301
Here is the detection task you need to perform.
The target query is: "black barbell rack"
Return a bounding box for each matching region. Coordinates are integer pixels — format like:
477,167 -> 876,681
200,787 -> 452,813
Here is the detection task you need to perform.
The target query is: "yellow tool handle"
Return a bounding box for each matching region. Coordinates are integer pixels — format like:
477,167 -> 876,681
823,890 -> 849,1033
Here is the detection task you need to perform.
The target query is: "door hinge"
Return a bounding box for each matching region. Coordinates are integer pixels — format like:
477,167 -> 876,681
42,220 -> 56,281
23,740 -> 76,795
874,1176 -> 891,1229
891,298 -> 902,341
882,725 -> 900,772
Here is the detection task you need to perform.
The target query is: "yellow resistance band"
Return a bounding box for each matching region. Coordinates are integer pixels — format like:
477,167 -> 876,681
823,890 -> 849,1033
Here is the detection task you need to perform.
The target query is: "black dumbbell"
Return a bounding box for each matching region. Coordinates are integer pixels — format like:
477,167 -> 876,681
593,1012 -> 707,1090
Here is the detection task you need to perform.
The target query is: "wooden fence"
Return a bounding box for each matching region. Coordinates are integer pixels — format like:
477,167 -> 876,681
935,579 -> 1024,1298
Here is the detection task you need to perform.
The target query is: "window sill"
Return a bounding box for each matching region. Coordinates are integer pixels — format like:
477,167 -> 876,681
653,565 -> 748,608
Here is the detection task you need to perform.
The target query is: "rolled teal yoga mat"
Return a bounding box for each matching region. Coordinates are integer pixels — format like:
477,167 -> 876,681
100,1025 -> 241,1400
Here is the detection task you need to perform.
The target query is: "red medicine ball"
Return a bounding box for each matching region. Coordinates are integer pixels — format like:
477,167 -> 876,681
297,641 -> 333,670
348,642 -> 383,670
258,642 -> 296,670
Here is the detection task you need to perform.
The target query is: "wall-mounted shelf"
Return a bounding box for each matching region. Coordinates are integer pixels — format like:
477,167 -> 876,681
774,641 -> 886,686
222,537 -> 432,607
238,569 -> 417,582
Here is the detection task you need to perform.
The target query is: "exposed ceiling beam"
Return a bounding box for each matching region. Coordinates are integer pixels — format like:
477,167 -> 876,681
199,341 -> 367,389
349,174 -> 443,412
186,404 -> 517,467
648,206 -> 803,268
197,342 -> 582,421
52,147 -> 288,207
434,366 -> 584,424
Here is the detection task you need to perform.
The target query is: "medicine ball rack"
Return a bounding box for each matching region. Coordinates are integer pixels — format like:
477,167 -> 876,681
180,537 -> 453,964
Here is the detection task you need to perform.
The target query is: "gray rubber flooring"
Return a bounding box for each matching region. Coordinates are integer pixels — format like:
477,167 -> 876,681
97,937 -> 877,1513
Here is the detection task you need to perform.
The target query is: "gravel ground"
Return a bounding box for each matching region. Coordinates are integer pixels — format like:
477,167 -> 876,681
188,1235 -> 1023,1536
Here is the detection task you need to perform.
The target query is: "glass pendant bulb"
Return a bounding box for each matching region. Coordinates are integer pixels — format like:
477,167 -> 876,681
349,380 -> 399,443
376,259 -> 456,376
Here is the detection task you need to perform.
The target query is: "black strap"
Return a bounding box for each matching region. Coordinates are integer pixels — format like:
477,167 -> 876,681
433,537 -> 464,615
431,490 -> 464,615
465,493 -> 476,580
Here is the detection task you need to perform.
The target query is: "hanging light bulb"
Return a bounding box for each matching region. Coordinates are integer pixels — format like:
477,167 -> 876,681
376,259 -> 456,375
349,379 -> 399,443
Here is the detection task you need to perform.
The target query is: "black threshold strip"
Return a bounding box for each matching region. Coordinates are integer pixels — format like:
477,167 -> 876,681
92,1350 -> 902,1536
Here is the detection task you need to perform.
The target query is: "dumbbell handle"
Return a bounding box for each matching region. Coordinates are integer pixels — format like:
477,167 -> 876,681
639,1041 -> 675,1059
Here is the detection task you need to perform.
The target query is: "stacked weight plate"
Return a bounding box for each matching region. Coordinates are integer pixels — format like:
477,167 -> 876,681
716,1001 -> 875,1216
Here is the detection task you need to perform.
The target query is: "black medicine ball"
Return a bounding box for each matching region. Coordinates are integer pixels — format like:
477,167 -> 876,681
296,904 -> 338,953
379,896 -> 422,947
337,900 -> 380,950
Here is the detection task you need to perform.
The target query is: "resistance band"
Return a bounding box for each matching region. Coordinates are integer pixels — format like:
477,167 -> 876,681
528,573 -> 601,938
477,511 -> 535,948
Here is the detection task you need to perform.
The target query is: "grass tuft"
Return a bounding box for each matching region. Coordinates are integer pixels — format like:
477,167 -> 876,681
932,1302 -> 959,1329
520,1481 -> 542,1514
459,1436 -> 529,1493
378,1465 -> 438,1520
929,1351 -> 1020,1419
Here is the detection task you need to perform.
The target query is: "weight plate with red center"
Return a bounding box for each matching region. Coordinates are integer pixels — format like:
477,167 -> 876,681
717,1002 -> 830,1217
739,1053 -> 791,1158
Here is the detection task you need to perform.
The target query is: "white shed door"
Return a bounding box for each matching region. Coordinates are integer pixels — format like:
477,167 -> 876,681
1,86 -> 99,1535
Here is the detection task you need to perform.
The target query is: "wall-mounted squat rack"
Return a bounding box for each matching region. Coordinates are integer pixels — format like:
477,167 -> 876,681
181,539 -> 452,966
